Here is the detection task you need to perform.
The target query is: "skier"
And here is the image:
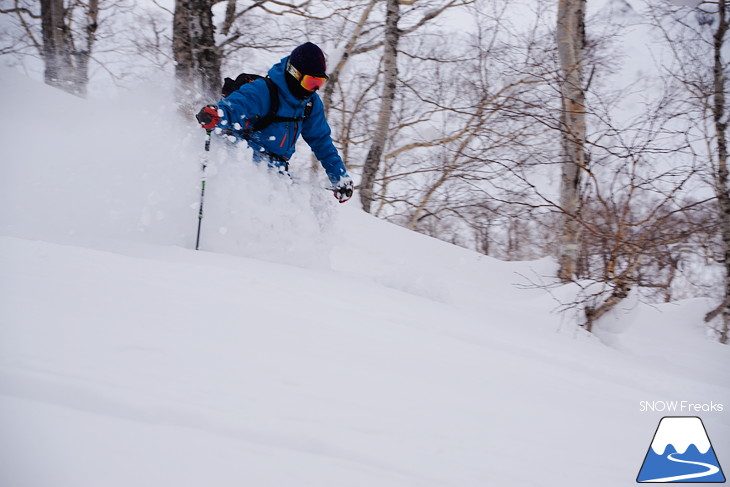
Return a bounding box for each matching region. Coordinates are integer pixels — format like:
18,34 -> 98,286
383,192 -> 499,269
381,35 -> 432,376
196,42 -> 354,203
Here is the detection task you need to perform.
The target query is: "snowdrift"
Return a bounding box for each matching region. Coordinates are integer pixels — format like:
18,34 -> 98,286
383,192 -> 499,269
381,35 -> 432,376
1,68 -> 728,487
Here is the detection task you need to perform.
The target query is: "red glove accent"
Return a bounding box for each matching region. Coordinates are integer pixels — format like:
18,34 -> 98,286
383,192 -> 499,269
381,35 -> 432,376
196,105 -> 221,130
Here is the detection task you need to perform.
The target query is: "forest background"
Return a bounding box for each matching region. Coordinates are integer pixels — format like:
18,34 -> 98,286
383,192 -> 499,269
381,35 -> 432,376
1,0 -> 728,342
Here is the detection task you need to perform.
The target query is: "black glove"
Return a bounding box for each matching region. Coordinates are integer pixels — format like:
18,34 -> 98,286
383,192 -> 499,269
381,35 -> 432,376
196,104 -> 220,130
333,178 -> 354,203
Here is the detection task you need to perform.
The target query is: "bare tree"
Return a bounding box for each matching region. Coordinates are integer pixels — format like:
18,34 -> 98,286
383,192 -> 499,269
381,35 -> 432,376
644,0 -> 730,343
360,0 -> 399,213
365,0 -> 559,252
556,0 -> 587,282
707,0 -> 730,343
173,0 -> 220,106
170,0 -> 352,107
1,0 -> 100,96
320,0 -> 378,113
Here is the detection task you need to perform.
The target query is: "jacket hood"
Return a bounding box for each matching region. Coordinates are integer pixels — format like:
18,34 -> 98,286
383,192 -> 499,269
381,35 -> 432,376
268,56 -> 314,106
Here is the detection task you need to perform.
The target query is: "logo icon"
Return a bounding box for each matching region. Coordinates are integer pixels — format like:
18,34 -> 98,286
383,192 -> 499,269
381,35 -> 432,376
637,416 -> 725,483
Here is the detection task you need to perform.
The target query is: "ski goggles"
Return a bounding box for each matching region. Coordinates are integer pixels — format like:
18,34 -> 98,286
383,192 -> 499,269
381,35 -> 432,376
286,61 -> 328,92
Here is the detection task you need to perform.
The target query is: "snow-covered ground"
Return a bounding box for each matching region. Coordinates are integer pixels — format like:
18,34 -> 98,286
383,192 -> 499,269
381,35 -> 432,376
1,69 -> 728,487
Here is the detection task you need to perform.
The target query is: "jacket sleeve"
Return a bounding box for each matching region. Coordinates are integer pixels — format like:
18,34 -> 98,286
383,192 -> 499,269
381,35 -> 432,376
301,96 -> 349,185
216,80 -> 269,132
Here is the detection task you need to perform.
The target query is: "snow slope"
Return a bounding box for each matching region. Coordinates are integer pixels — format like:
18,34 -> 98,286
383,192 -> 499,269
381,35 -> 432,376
1,69 -> 728,487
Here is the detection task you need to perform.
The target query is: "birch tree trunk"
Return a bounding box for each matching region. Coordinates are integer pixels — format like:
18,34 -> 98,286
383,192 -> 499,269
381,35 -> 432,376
556,0 -> 587,282
360,0 -> 400,214
321,0 -> 378,114
709,0 -> 730,343
72,0 -> 98,98
311,0 -> 378,176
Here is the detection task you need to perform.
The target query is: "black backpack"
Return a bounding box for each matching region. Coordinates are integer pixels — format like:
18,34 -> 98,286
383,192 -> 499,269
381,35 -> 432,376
221,73 -> 313,132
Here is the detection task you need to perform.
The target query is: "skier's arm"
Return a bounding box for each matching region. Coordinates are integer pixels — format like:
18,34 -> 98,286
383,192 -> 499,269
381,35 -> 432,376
215,80 -> 270,132
301,96 -> 349,185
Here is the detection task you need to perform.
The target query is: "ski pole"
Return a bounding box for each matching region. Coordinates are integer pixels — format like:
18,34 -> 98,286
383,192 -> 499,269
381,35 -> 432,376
195,130 -> 211,251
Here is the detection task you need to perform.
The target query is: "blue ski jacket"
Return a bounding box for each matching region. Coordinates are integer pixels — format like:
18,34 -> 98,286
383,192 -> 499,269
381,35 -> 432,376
216,57 -> 349,185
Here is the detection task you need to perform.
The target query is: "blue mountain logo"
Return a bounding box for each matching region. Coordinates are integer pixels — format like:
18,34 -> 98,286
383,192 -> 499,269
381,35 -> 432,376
637,416 -> 725,483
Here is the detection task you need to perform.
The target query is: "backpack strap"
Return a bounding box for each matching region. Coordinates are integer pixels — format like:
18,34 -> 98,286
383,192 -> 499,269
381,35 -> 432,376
303,99 -> 314,119
249,76 -> 315,132
252,77 -> 281,131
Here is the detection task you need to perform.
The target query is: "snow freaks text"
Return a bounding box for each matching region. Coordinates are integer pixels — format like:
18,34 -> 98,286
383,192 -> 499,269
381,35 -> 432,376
639,401 -> 724,413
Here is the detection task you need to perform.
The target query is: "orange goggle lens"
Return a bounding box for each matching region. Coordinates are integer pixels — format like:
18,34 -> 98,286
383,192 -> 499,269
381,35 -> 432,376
299,74 -> 327,92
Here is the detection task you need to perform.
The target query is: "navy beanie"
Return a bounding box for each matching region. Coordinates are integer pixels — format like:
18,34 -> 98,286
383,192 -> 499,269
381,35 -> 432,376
289,42 -> 327,76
